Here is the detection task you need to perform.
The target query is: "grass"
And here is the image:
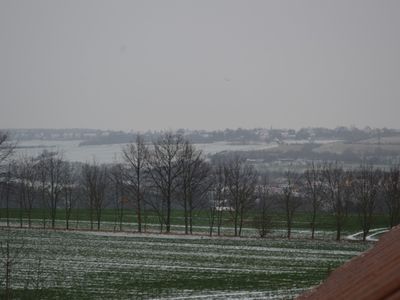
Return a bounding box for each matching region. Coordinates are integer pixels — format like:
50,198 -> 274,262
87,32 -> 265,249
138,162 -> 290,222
0,208 -> 391,235
0,227 -> 372,299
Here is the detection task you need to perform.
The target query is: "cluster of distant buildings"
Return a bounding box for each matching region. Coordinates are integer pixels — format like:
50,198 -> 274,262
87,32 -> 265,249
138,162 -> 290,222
5,128 -> 111,141
4,126 -> 400,145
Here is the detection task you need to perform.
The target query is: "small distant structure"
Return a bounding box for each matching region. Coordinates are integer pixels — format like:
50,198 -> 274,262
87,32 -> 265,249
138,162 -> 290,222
297,225 -> 400,300
209,190 -> 234,212
215,205 -> 234,212
214,199 -> 234,212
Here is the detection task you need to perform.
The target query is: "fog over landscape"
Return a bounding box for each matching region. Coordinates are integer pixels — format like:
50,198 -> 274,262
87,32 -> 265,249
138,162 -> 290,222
2,1 -> 400,299
1,0 -> 400,131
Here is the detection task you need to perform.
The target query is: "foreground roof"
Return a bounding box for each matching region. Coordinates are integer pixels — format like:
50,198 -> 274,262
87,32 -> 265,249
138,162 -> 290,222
297,225 -> 400,300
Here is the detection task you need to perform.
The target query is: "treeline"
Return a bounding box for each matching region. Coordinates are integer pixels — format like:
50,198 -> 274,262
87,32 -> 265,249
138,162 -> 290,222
213,144 -> 365,163
13,125 -> 399,146
81,126 -> 400,145
1,131 -> 400,240
294,126 -> 396,142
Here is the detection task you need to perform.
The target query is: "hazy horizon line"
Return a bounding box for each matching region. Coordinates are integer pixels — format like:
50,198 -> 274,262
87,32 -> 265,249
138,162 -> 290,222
2,125 -> 400,133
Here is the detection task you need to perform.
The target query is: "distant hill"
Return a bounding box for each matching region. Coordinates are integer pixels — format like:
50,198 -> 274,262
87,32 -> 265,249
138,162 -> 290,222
4,127 -> 400,147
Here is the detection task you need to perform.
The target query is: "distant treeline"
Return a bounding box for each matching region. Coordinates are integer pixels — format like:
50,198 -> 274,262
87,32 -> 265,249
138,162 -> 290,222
213,143 -> 400,165
79,126 -> 400,145
5,126 -> 399,145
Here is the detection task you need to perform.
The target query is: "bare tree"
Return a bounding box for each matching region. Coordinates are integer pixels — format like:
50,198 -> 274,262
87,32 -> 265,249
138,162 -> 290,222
82,162 -> 108,230
9,161 -> 24,228
0,163 -> 14,227
224,155 -> 257,237
109,163 -> 126,231
122,135 -> 149,232
145,190 -> 167,232
94,166 -> 108,231
178,141 -> 211,234
322,162 -> 352,241
208,164 -> 226,236
253,175 -> 272,238
303,162 -> 325,239
281,169 -> 302,239
39,151 -> 65,229
82,163 -> 95,230
147,132 -> 184,233
0,132 -> 14,166
0,132 -> 15,226
382,166 -> 400,228
63,162 -> 78,230
207,190 -> 217,237
15,155 -> 38,228
36,154 -> 48,229
353,164 -> 380,241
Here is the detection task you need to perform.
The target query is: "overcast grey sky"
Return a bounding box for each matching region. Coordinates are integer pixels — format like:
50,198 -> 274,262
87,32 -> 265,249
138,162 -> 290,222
1,0 -> 399,131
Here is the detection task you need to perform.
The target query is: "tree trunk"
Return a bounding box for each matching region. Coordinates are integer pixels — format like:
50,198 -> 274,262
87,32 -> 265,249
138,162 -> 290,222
184,192 -> 188,234
336,222 -> 341,241
311,207 -> 316,239
137,194 -> 142,233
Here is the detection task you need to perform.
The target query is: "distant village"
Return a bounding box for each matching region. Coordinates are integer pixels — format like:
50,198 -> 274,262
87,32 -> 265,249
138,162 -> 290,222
6,126 -> 399,145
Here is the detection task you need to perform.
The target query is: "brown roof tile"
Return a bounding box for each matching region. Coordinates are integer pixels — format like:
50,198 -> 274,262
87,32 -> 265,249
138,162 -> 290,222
297,225 -> 400,300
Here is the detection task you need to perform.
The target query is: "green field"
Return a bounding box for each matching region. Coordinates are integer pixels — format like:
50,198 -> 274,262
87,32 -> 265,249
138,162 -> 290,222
0,227 -> 371,299
0,208 -> 391,236
0,209 -> 383,298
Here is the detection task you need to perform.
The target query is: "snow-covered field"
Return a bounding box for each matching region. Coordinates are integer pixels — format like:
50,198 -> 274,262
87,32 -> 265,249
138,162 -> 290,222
13,139 -> 339,163
14,140 -> 280,163
0,227 -> 371,299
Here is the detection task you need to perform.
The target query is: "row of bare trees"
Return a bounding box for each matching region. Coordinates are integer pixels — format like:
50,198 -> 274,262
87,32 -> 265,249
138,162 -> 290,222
0,132 -> 256,236
1,131 -> 400,240
298,162 -> 399,241
1,151 -> 73,229
120,133 -> 212,234
208,160 -> 399,241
